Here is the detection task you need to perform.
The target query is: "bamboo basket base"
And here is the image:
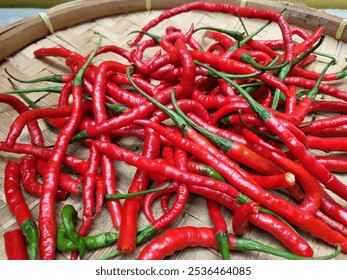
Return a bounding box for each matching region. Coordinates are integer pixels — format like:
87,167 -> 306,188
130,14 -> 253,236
0,1 -> 347,260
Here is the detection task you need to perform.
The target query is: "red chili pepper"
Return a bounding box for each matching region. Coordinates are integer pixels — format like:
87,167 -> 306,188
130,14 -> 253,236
36,160 -> 82,196
174,37 -> 195,98
129,2 -> 295,63
4,160 -> 39,260
300,115 -> 347,134
142,181 -> 178,223
38,36 -> 102,260
0,142 -> 88,175
79,144 -> 100,235
206,199 -> 230,260
284,76 -> 347,102
307,135 -> 347,152
19,155 -> 69,200
5,104 -> 91,148
117,127 -> 160,254
95,44 -> 131,61
4,229 -> 28,260
137,226 -> 339,260
0,94 -> 44,146
308,100 -> 347,114
250,172 -> 295,189
92,60 -> 126,228
315,155 -> 347,172
203,30 -> 234,49
232,201 -> 259,236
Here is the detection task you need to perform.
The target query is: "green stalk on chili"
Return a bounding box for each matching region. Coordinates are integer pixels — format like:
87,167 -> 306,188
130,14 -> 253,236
57,224 -> 119,252
3,86 -> 63,95
105,180 -> 173,199
61,205 -> 86,259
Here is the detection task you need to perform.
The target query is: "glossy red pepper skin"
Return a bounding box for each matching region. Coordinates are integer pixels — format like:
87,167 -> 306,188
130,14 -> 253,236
129,2 -> 295,63
117,127 -> 161,254
19,156 -> 69,200
38,38 -> 100,259
5,160 -> 33,226
4,229 -> 28,260
232,201 -> 259,236
4,160 -> 39,260
92,60 -> 125,228
0,94 -> 44,146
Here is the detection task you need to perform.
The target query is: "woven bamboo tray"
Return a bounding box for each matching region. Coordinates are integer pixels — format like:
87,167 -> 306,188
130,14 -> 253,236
0,0 -> 347,260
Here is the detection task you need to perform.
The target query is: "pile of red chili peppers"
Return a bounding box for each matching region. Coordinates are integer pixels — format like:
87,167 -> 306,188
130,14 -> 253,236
1,2 -> 347,260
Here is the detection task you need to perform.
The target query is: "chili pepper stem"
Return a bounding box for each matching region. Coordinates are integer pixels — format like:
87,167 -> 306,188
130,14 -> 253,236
215,232 -> 231,260
234,238 -> 341,260
20,219 -> 39,260
105,180 -> 172,199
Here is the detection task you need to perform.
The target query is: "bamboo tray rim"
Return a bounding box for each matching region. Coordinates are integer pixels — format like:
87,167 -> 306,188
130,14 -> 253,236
0,0 -> 347,62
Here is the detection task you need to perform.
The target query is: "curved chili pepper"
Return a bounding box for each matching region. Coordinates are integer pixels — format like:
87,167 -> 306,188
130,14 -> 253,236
117,127 -> 160,254
206,199 -> 230,260
137,226 -> 340,260
4,229 -> 28,260
0,142 -> 88,175
38,35 -> 102,260
4,160 -> 39,260
61,205 -> 86,259
56,224 -> 119,252
91,60 -> 127,229
232,201 -> 259,236
132,180 -> 175,224
129,2 -> 295,64
78,144 -> 100,236
5,100 -> 92,148
0,94 -> 44,146
19,155 -> 69,200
